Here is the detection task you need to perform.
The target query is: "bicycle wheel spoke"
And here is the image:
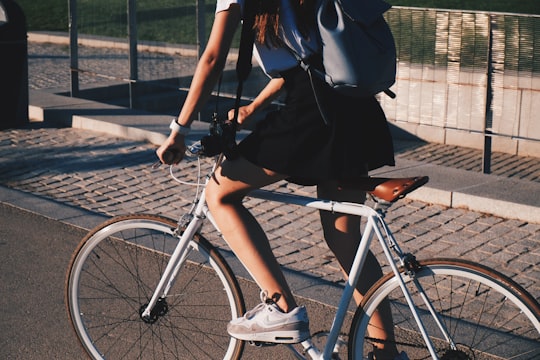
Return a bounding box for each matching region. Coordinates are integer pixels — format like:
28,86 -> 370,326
66,215 -> 245,359
350,259 -> 540,360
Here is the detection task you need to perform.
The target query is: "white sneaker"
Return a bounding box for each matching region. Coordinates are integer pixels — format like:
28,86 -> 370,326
227,291 -> 310,344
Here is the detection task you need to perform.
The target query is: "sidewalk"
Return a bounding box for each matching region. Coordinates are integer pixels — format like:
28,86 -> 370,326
1,39 -> 538,305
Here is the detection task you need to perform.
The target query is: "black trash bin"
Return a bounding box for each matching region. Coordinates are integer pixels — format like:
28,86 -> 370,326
0,0 -> 28,129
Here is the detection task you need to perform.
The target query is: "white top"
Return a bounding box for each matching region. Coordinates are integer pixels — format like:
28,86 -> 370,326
216,0 -> 320,78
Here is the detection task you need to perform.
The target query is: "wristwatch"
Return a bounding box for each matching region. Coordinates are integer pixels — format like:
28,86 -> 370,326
169,118 -> 191,135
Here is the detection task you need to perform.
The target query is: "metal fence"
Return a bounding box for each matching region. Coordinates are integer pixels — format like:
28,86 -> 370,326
380,7 -> 540,164
66,1 -> 540,166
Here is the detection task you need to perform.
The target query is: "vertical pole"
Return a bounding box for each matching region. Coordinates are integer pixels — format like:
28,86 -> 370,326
483,15 -> 494,174
196,0 -> 206,59
127,0 -> 138,108
196,0 -> 206,121
68,0 -> 79,97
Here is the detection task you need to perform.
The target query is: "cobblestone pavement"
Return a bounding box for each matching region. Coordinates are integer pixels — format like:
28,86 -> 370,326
28,41 -> 540,182
2,126 -> 539,301
3,41 -> 537,301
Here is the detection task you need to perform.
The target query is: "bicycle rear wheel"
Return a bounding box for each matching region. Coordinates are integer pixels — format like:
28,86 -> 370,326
65,214 -> 245,360
349,258 -> 540,360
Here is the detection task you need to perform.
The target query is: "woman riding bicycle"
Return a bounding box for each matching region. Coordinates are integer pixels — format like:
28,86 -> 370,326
157,1 -> 405,359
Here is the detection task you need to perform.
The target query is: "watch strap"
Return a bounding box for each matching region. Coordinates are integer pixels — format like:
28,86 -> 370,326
169,118 -> 191,135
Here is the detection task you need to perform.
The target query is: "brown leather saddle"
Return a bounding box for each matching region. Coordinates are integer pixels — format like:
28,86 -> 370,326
347,176 -> 429,203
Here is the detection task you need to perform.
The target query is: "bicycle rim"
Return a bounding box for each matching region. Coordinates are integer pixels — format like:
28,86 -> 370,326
349,258 -> 540,360
65,214 -> 245,360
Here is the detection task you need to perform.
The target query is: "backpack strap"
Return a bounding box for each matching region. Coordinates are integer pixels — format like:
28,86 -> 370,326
280,44 -> 334,126
232,0 -> 257,127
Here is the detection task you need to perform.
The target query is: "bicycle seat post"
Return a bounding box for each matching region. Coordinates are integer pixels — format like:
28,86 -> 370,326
372,198 -> 392,217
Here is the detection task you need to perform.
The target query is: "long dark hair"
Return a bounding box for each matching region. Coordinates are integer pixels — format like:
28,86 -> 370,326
253,0 -> 315,48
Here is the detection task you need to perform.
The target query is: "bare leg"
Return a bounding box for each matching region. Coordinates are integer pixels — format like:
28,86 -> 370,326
205,157 -> 297,312
317,181 -> 399,359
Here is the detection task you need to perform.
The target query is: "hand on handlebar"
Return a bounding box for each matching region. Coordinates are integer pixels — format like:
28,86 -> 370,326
154,113 -> 239,168
156,133 -> 187,165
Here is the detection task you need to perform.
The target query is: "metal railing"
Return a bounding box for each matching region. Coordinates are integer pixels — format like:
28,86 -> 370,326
379,7 -> 540,167
66,1 -> 540,170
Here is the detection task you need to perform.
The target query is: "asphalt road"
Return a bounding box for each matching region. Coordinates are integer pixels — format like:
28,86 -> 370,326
0,202 -> 350,359
0,202 -> 87,359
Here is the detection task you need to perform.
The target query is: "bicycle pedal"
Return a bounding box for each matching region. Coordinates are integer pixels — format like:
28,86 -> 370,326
248,341 -> 278,347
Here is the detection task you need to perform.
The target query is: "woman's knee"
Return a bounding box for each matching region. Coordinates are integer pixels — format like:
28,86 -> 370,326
205,161 -> 258,211
205,176 -> 242,212
204,179 -> 220,211
206,158 -> 284,212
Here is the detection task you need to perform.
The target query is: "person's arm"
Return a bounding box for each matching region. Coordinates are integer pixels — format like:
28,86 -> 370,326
228,77 -> 285,127
157,4 -> 242,164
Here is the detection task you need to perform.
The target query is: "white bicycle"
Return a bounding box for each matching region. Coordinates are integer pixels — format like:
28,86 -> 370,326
66,124 -> 540,359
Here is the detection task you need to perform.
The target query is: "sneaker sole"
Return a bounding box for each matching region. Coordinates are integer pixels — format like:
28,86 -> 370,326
228,329 -> 310,344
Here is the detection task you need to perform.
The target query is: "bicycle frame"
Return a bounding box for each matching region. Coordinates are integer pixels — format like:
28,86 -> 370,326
248,190 -> 441,360
141,161 -> 444,360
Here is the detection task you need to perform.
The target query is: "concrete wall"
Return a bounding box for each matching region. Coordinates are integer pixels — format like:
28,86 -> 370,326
378,8 -> 540,158
379,64 -> 540,157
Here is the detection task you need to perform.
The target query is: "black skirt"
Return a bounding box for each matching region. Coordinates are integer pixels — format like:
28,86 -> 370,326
237,63 -> 395,185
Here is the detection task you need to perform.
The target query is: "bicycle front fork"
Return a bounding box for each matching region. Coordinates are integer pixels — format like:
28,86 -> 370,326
140,214 -> 203,321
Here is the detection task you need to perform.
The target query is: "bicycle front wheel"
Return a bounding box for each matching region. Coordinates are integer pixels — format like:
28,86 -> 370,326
349,258 -> 540,359
65,214 -> 246,360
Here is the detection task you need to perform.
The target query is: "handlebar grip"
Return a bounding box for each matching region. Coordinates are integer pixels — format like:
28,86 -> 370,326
162,150 -> 176,163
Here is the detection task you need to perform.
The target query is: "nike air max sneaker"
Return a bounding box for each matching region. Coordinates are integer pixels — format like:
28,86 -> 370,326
227,291 -> 310,344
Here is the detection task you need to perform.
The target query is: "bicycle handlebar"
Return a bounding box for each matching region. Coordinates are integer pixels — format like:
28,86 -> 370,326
162,150 -> 176,163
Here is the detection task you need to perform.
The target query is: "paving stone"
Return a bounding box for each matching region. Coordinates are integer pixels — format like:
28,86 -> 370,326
4,40 -> 540,307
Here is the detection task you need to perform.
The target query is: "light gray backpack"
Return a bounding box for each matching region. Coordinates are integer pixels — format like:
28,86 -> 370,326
292,0 -> 397,99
